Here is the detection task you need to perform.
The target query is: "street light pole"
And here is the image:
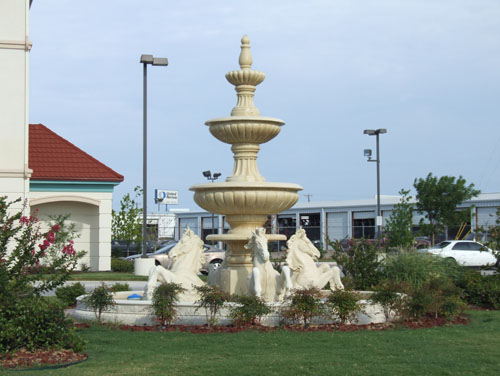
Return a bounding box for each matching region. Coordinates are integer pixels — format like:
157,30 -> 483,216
140,54 -> 168,258
363,128 -> 387,239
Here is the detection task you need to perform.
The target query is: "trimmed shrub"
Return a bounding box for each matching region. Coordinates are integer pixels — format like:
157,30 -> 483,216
111,258 -> 134,273
381,252 -> 464,289
326,289 -> 364,324
195,285 -> 230,327
83,283 -> 115,323
460,271 -> 500,309
370,282 -> 405,321
331,239 -> 382,290
404,276 -> 465,320
229,295 -> 271,326
0,297 -> 86,353
151,282 -> 185,326
281,287 -> 326,327
55,282 -> 86,307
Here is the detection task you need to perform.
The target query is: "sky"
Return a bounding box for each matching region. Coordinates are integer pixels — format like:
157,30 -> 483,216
29,0 -> 500,212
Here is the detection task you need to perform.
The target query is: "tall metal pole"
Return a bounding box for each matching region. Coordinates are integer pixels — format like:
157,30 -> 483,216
376,133 -> 381,239
142,63 -> 148,258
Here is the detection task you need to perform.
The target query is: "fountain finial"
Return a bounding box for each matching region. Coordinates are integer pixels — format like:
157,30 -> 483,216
239,35 -> 252,70
226,35 -> 266,116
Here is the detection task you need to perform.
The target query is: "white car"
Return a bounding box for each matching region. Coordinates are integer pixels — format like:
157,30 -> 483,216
418,240 -> 498,267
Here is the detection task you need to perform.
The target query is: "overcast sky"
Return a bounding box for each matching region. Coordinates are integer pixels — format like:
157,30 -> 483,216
29,0 -> 500,212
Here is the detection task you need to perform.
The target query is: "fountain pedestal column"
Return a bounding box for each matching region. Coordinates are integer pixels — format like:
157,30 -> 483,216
190,35 -> 302,296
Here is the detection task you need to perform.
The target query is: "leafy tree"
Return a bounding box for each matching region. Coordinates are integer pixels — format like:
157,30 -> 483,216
413,173 -> 480,244
384,189 -> 415,250
112,186 -> 142,256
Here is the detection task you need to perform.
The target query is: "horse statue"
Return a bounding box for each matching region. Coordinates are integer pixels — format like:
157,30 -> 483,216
285,229 -> 344,291
143,228 -> 206,301
245,228 -> 292,302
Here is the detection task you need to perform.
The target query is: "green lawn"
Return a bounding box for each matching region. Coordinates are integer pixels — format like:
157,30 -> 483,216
68,272 -> 148,281
18,310 -> 500,375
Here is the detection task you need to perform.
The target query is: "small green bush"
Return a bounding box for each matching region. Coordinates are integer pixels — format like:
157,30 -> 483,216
83,283 -> 115,323
281,287 -> 326,328
381,252 -> 464,289
229,295 -> 271,326
460,271 -> 500,309
370,282 -> 405,321
111,258 -> 134,273
404,276 -> 464,320
55,282 -> 86,307
109,282 -> 131,292
151,282 -> 185,326
330,239 -> 382,290
195,285 -> 230,327
326,289 -> 364,324
0,297 -> 86,353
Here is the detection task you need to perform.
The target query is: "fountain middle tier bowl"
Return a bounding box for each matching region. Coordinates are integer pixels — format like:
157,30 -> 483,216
205,116 -> 285,145
190,182 -> 302,215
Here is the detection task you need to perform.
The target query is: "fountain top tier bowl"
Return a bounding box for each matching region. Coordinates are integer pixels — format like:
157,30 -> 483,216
190,35 -> 302,210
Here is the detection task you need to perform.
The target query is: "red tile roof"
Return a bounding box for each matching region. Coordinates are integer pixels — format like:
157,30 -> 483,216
29,123 -> 124,182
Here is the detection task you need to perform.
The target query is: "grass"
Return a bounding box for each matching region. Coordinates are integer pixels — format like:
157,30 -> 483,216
17,310 -> 500,375
68,272 -> 148,281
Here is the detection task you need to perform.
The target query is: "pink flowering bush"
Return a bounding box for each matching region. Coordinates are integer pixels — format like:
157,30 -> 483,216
0,196 -> 86,353
0,196 -> 84,300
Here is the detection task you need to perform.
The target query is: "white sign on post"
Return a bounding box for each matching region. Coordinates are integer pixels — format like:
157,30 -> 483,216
155,190 -> 179,205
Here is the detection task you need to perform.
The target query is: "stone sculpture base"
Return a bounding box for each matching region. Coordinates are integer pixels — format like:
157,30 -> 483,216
72,291 -> 394,327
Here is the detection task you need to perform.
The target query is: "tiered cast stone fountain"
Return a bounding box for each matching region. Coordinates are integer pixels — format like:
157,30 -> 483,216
73,36 -> 391,326
190,35 -> 302,295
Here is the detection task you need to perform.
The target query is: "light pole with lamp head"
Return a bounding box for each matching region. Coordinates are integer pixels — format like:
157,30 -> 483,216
363,128 -> 387,239
203,170 -> 221,242
140,54 -> 168,259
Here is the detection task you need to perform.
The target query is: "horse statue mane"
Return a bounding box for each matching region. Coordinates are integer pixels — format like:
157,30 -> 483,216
245,228 -> 292,302
143,227 -> 206,301
285,228 -> 321,273
285,228 -> 344,291
169,227 -> 206,273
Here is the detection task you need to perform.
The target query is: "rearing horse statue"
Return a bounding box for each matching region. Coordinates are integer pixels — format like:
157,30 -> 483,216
143,228 -> 206,301
286,229 -> 344,291
245,228 -> 292,302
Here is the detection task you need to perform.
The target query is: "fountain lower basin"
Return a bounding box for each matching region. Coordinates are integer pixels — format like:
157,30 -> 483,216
72,291 -> 394,327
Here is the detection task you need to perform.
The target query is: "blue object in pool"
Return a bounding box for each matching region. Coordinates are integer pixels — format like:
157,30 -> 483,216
127,293 -> 142,300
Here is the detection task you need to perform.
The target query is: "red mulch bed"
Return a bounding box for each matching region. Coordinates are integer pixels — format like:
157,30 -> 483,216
1,349 -> 87,370
0,314 -> 472,370
96,313 -> 470,334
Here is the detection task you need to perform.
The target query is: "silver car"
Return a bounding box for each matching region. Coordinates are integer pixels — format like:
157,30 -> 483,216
125,242 -> 225,274
418,240 -> 497,267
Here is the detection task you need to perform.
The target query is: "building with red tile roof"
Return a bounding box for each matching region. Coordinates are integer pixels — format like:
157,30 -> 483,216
29,123 -> 123,182
27,124 -> 123,271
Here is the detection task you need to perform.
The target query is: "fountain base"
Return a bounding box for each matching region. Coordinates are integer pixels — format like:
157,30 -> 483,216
72,291 -> 394,327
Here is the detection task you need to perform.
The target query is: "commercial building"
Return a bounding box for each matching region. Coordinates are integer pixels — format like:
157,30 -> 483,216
175,193 -> 500,248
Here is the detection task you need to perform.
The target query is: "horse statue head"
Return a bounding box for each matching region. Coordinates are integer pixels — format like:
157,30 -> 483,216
169,227 -> 206,273
285,228 -> 320,271
244,227 -> 269,264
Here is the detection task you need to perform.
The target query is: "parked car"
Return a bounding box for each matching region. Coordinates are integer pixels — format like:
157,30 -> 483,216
123,242 -> 178,261
124,242 -> 225,274
417,240 -> 498,267
112,240 -> 162,257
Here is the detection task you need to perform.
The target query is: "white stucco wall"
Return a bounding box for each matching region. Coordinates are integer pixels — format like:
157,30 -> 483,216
29,191 -> 113,271
0,0 -> 31,212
